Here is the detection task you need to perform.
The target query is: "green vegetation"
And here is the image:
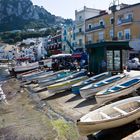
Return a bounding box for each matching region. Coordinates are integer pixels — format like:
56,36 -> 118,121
0,28 -> 59,44
52,119 -> 79,140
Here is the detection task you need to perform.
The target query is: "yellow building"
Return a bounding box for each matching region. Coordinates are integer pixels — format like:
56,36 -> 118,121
85,3 -> 140,53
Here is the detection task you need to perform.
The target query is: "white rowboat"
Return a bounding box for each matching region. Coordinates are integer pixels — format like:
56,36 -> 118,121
77,96 -> 140,136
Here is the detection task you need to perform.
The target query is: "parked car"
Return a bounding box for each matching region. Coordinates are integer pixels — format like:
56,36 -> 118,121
127,57 -> 140,70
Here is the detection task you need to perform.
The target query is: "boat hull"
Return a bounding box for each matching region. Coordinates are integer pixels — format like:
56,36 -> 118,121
72,72 -> 111,95
80,83 -> 114,99
95,81 -> 140,105
77,110 -> 140,136
77,96 -> 140,136
80,77 -> 127,99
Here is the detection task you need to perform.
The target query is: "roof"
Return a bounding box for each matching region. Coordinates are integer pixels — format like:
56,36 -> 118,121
86,3 -> 140,21
50,53 -> 72,58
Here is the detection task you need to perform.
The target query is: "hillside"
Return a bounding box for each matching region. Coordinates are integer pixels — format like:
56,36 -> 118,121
0,0 -> 72,32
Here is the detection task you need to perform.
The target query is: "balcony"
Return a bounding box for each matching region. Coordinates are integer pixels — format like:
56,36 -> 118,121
86,25 -> 105,32
117,35 -> 132,41
118,17 -> 133,26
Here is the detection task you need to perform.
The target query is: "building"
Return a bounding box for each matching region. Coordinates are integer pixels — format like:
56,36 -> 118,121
75,6 -> 101,52
85,3 -> 140,54
85,3 -> 140,73
46,31 -> 62,56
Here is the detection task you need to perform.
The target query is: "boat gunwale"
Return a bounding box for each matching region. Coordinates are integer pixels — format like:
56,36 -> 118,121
81,74 -> 126,90
96,78 -> 140,96
77,104 -> 140,125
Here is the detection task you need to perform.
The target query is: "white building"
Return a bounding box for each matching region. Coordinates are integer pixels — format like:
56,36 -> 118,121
0,44 -> 17,60
75,6 -> 101,51
19,37 -> 48,61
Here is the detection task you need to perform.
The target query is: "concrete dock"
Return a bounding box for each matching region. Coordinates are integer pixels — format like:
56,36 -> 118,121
38,90 -> 99,121
123,129 -> 140,140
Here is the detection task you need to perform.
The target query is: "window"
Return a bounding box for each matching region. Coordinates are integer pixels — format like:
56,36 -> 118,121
79,39 -> 83,46
73,33 -> 75,40
63,30 -> 67,35
110,29 -> 113,38
124,29 -> 131,40
126,13 -> 133,19
79,16 -> 82,21
110,17 -> 114,24
88,24 -> 92,29
98,31 -> 104,41
99,20 -> 104,26
79,28 -> 82,32
64,36 -> 67,41
117,31 -> 123,40
117,16 -> 122,24
87,34 -> 93,44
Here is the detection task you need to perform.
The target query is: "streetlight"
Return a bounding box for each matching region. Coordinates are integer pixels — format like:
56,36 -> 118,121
109,0 -> 120,40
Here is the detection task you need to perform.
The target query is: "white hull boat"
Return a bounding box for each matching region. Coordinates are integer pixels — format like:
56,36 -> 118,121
80,73 -> 128,99
77,96 -> 140,136
96,76 -> 140,105
14,62 -> 39,73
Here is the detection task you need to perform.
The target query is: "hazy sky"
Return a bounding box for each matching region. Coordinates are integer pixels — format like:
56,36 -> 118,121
32,0 -> 140,19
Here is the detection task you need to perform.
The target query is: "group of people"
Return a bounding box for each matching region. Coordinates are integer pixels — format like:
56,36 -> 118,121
52,58 -> 87,71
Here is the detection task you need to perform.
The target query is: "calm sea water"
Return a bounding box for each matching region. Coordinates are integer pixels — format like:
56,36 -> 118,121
0,67 -> 10,82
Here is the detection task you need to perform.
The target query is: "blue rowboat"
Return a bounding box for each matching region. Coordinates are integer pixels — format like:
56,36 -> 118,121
96,76 -> 140,105
38,70 -> 76,85
80,73 -> 128,99
71,72 -> 111,94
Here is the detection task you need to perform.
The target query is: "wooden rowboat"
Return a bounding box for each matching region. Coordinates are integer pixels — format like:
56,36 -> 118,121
80,73 -> 128,99
95,76 -> 140,105
71,72 -> 111,94
77,96 -> 140,136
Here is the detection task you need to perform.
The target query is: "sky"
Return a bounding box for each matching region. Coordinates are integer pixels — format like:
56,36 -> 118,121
32,0 -> 140,19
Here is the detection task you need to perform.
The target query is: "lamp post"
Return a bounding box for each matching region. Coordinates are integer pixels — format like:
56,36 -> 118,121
109,0 -> 120,40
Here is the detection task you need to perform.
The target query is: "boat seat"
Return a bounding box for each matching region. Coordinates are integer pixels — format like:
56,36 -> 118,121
103,81 -> 108,84
99,111 -> 111,119
117,85 -> 125,88
113,107 -> 128,115
108,89 -> 114,92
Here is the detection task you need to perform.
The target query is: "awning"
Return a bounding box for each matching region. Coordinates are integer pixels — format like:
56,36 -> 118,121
86,41 -> 132,50
72,53 -> 82,58
16,57 -> 30,61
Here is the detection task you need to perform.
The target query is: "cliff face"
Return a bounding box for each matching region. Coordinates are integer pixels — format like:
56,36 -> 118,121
0,0 -> 71,32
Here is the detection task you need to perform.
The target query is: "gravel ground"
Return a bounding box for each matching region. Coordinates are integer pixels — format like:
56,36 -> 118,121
0,78 -> 80,140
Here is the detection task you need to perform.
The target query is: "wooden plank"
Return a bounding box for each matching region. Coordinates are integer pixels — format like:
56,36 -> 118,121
113,107 -> 128,115
100,111 -> 111,119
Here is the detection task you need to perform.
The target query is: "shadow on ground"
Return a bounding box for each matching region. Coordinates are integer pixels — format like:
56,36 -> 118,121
74,97 -> 96,108
43,90 -> 71,101
65,94 -> 82,102
87,121 -> 139,140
